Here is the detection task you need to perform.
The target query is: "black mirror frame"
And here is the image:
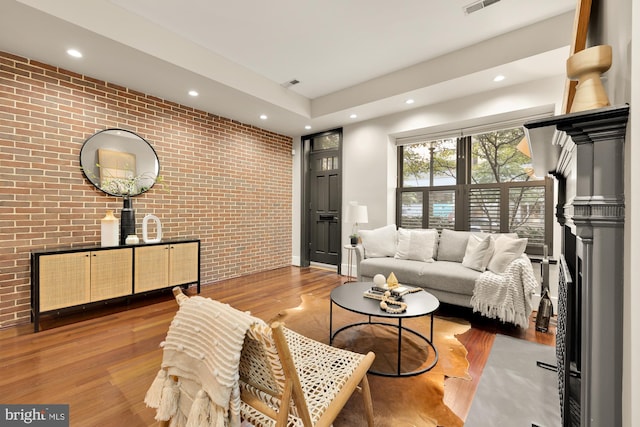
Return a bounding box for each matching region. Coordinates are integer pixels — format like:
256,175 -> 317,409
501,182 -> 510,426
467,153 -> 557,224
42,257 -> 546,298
80,128 -> 160,197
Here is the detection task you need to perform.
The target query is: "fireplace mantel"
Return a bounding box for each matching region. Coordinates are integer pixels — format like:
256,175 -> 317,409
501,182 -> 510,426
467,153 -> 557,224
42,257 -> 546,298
524,104 -> 629,427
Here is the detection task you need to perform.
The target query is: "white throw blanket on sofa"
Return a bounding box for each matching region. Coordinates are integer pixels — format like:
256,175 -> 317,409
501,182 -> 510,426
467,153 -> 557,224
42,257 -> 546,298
471,255 -> 539,329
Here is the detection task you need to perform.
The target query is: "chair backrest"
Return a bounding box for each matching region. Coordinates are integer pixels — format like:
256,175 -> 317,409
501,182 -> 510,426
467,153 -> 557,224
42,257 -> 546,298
165,288 -> 374,427
239,321 -> 313,426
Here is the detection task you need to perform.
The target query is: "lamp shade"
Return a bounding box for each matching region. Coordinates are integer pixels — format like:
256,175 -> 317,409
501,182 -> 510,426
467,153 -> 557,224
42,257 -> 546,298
345,203 -> 368,224
353,205 -> 368,224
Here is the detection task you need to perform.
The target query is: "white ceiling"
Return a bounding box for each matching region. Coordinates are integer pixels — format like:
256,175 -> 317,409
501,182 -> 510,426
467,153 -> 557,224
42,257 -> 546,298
0,0 -> 576,136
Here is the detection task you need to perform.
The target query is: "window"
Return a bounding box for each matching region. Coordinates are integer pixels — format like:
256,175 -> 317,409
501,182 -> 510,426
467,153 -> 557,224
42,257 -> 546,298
428,190 -> 456,230
313,133 -> 340,151
400,191 -> 423,228
397,126 -> 553,255
401,139 -> 457,187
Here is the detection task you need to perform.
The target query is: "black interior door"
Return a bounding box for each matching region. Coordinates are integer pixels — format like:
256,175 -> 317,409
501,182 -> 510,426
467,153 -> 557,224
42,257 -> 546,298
304,130 -> 342,269
310,151 -> 340,265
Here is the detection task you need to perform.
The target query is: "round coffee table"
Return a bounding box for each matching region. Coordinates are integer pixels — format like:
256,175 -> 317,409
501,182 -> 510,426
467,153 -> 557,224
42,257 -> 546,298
330,281 -> 440,377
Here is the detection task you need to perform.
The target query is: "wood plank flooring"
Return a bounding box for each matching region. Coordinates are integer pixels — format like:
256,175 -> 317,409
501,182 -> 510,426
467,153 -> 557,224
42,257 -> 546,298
0,266 -> 555,426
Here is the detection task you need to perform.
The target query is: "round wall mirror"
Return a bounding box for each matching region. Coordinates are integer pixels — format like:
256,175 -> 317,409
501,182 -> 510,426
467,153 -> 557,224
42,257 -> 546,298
80,129 -> 159,197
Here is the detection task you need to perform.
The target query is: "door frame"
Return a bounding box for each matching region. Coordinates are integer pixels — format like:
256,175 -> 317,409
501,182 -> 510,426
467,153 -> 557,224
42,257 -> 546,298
300,128 -> 343,272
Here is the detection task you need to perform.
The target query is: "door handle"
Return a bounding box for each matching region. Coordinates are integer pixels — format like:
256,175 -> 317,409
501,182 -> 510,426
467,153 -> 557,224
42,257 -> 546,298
318,214 -> 337,221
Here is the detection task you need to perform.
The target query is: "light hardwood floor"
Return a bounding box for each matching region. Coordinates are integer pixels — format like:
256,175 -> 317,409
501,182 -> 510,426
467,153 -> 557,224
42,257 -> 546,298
0,266 -> 555,426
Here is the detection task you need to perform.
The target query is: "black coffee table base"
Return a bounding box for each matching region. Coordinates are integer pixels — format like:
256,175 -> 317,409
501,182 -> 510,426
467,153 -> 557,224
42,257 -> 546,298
330,310 -> 439,377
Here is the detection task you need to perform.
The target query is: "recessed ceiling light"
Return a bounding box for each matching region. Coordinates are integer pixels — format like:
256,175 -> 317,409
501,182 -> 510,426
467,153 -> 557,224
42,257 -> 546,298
405,99 -> 415,104
66,49 -> 83,58
349,114 -> 357,119
493,75 -> 505,82
305,125 -> 311,130
260,114 -> 268,120
188,90 -> 199,97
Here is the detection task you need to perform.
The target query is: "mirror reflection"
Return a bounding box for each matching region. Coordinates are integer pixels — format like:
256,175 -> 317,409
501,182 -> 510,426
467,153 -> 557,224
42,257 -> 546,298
80,129 -> 159,197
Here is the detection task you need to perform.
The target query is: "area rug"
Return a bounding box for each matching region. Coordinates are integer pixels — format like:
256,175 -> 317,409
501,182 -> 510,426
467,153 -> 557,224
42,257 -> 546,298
269,294 -> 471,427
465,334 -> 561,427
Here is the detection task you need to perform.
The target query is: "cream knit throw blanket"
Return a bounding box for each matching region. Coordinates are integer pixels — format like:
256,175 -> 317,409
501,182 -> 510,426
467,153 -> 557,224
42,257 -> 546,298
471,255 -> 538,329
145,295 -> 261,427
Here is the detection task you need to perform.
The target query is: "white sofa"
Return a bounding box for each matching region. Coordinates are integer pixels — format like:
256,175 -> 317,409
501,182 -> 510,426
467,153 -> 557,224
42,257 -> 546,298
354,225 -> 539,328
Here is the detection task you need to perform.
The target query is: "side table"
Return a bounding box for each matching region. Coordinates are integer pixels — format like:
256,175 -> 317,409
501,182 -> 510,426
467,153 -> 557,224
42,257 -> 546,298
342,244 -> 358,283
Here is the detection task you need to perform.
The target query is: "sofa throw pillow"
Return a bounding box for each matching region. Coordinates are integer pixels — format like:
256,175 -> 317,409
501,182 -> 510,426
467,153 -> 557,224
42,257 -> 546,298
436,229 -> 473,262
359,224 -> 397,258
462,234 -> 495,272
487,234 -> 528,274
395,228 -> 438,263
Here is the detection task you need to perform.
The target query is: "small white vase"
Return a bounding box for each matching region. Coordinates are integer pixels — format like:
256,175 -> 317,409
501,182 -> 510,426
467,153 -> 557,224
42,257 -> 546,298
101,210 -> 119,247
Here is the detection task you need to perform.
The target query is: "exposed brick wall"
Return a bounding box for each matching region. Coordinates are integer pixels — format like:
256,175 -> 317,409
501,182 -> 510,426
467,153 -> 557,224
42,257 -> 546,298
0,51 -> 293,328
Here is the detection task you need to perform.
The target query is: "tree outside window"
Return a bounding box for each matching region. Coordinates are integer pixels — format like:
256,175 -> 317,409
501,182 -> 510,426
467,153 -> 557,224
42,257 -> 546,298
401,139 -> 456,187
471,128 -> 537,183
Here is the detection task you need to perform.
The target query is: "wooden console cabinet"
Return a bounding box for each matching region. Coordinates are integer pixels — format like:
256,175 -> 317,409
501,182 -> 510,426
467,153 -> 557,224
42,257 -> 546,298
134,242 -> 200,292
31,239 -> 200,332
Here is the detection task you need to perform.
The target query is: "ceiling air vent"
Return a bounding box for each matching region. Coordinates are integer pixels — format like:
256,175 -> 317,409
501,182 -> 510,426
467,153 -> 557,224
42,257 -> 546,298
281,79 -> 300,88
464,0 -> 501,15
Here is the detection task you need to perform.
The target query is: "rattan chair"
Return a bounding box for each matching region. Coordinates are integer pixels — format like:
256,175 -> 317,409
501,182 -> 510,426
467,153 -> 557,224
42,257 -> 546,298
239,319 -> 375,427
152,288 -> 375,427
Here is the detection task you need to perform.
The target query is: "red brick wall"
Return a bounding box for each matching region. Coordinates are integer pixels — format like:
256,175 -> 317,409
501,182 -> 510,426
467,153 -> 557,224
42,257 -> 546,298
0,51 -> 293,328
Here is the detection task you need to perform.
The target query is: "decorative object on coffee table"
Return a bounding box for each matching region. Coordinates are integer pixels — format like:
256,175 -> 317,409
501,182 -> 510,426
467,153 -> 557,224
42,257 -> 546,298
386,272 -> 399,289
373,273 -> 386,287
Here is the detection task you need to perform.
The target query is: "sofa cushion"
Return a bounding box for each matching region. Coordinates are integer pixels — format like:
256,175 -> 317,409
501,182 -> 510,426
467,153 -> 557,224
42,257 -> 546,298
359,258 -> 481,296
359,224 -> 397,258
487,234 -> 528,274
360,257 -> 433,287
436,229 -> 474,262
462,234 -> 495,272
419,261 -> 482,295
394,228 -> 438,263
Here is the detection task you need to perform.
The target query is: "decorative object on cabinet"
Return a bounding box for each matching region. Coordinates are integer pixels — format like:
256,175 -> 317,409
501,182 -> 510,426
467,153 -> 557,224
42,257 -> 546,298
142,214 -> 162,243
120,196 -> 135,245
125,234 -> 139,245
30,239 -> 200,332
100,210 -> 118,247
